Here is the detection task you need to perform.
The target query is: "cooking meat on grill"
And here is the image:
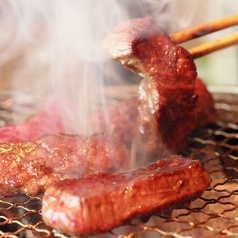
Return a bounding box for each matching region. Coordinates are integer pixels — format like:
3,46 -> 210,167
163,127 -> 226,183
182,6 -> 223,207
42,155 -> 211,237
0,133 -> 129,196
0,102 -> 66,143
102,17 -> 198,154
93,77 -> 217,148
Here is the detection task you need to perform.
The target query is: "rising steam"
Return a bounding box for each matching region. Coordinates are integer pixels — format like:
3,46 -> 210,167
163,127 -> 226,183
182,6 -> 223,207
0,0 -> 203,136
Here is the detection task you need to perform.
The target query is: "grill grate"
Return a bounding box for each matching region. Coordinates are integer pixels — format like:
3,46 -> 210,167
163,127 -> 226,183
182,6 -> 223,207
0,92 -> 238,238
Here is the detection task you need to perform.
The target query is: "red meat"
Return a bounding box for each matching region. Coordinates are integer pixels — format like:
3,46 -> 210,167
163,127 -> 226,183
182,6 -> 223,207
42,155 -> 211,237
103,17 -> 198,154
0,133 -> 129,196
0,102 -> 66,143
93,78 -> 218,148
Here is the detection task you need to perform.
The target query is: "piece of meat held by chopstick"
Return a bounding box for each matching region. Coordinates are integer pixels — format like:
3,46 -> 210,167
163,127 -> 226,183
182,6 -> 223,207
42,155 -> 211,237
0,133 -> 129,196
103,17 -> 197,154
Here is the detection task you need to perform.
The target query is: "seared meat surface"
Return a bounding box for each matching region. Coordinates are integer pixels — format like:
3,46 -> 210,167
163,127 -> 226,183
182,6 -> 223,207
42,155 -> 211,237
103,17 -> 198,154
0,133 -> 129,196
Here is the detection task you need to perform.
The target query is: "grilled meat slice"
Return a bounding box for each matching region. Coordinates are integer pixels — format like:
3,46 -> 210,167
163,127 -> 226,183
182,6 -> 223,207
42,155 -> 211,237
0,133 -> 129,196
103,17 -> 197,154
0,102 -> 66,143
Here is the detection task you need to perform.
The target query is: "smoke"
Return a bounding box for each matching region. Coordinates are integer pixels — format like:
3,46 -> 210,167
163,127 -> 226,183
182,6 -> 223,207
0,0 -> 202,135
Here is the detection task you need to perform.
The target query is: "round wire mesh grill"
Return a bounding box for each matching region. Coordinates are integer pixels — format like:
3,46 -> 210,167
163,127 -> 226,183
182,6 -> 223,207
0,92 -> 237,238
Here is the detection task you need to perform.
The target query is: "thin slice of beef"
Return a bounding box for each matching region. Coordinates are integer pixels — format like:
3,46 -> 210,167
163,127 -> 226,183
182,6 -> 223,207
42,155 -> 211,237
0,133 -> 129,196
103,17 -> 198,154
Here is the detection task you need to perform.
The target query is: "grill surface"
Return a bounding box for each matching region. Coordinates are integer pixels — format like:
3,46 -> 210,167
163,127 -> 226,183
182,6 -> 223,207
0,92 -> 238,238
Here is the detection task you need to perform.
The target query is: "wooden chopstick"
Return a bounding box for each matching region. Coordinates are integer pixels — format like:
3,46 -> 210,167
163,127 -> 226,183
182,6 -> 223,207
170,14 -> 238,44
188,32 -> 238,59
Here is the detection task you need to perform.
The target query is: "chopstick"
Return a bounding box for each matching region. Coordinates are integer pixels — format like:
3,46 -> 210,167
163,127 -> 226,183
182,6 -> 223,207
188,32 -> 238,58
170,14 -> 238,44
170,14 -> 238,58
